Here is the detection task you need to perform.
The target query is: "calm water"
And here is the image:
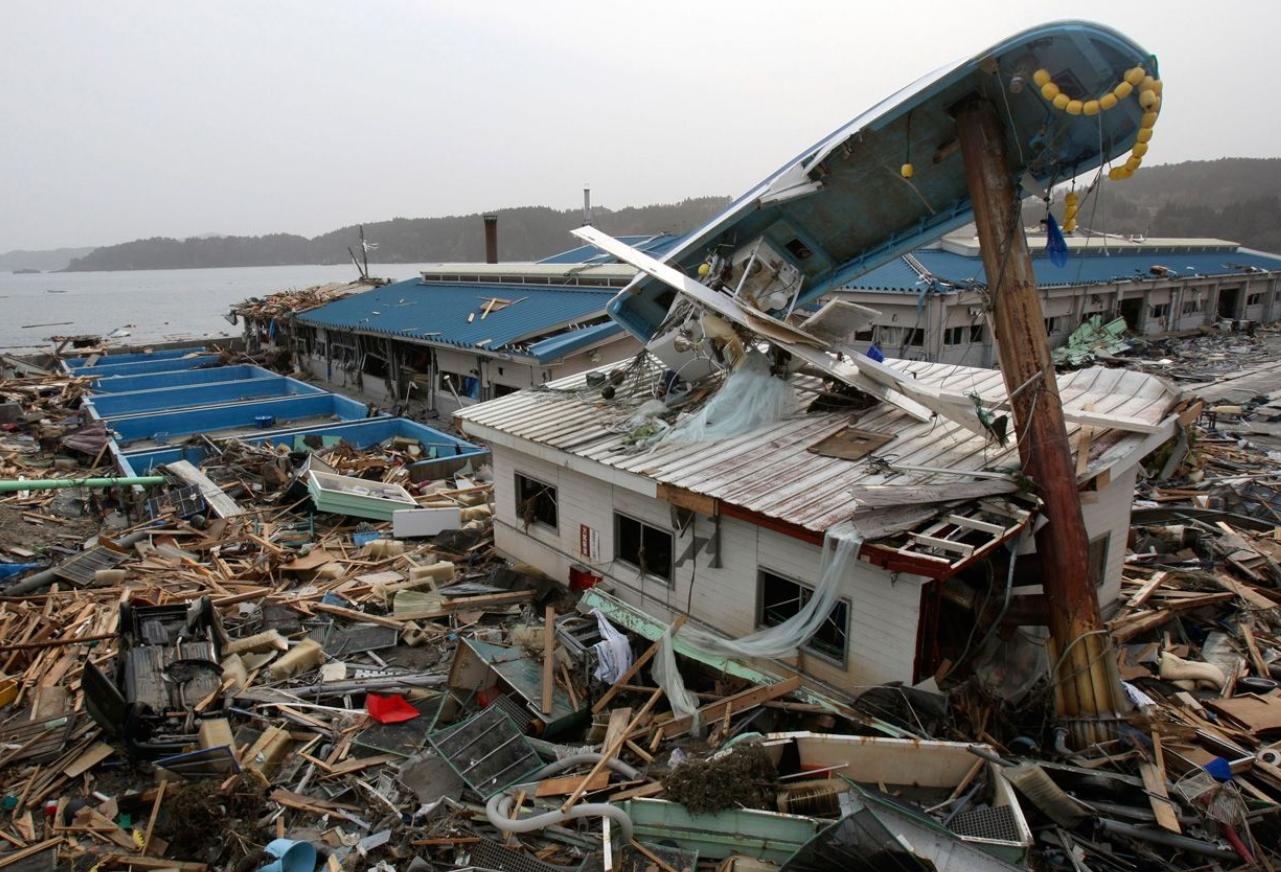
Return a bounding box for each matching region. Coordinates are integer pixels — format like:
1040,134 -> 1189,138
0,263 -> 440,353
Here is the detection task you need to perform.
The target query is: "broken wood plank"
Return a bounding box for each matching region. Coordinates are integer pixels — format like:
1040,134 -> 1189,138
562,688 -> 663,813
1124,571 -> 1169,609
535,770 -> 610,797
0,838 -> 63,870
166,459 -> 244,518
61,741 -> 113,779
591,615 -> 686,715
309,602 -> 403,629
542,606 -> 555,716
1141,733 -> 1180,834
650,675 -> 803,741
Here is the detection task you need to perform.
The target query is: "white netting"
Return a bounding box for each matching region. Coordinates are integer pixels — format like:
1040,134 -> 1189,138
651,522 -> 863,720
663,351 -> 797,443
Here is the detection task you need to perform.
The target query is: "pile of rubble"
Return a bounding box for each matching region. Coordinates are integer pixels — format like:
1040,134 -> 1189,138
230,281 -> 385,325
0,360 -> 1276,872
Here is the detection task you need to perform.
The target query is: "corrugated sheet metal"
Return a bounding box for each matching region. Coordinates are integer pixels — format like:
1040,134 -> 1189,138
526,320 -> 624,363
297,279 -> 616,357
911,247 -> 1281,290
844,256 -> 927,292
456,356 -> 1178,532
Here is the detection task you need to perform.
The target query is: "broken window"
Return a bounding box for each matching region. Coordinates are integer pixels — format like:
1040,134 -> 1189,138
1182,299 -> 1204,316
1149,303 -> 1170,320
1044,316 -> 1063,335
1247,293 -> 1264,307
1088,533 -> 1111,588
943,325 -> 985,346
515,473 -> 558,530
758,569 -> 849,663
614,513 -> 673,583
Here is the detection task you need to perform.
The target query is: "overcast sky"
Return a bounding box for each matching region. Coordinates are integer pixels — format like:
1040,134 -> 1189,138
3,0 -> 1278,251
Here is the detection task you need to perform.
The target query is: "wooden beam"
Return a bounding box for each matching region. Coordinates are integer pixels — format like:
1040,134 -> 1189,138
649,675 -> 802,741
562,688 -> 663,813
957,98 -> 1120,749
1141,733 -> 1181,834
542,606 -> 555,715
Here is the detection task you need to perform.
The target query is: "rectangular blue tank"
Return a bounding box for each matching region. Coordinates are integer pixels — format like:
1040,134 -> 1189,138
84,375 -> 324,419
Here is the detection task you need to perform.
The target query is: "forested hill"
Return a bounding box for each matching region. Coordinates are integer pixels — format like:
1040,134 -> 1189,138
63,198 -> 730,271
56,159 -> 1281,271
1033,158 -> 1281,252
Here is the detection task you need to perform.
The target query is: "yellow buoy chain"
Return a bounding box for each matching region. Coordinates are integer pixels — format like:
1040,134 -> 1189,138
1062,190 -> 1079,233
1032,64 -> 1161,180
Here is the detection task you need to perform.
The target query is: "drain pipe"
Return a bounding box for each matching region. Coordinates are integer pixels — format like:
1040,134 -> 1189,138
486,753 -> 641,843
0,476 -> 166,493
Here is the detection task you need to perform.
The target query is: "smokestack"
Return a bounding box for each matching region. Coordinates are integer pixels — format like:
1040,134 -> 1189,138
583,185 -> 592,226
482,214 -> 498,264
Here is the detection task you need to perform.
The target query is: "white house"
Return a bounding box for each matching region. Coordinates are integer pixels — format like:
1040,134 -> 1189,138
455,355 -> 1183,697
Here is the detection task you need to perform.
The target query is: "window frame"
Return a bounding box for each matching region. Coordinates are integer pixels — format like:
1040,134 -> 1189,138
755,567 -> 851,666
613,512 -> 674,585
514,472 -> 559,532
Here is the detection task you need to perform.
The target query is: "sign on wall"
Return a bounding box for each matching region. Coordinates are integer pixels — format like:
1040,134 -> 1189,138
579,524 -> 599,561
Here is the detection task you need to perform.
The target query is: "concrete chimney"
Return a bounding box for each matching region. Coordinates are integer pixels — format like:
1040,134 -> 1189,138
583,186 -> 592,226
483,214 -> 498,264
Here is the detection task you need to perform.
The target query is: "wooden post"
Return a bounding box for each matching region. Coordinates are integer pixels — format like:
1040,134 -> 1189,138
542,607 -> 556,715
955,99 -> 1122,747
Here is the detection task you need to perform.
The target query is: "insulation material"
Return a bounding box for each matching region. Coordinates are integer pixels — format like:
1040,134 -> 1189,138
664,351 -> 797,442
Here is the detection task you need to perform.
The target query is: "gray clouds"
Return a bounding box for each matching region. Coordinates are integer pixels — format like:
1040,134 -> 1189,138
2,0 -> 1278,251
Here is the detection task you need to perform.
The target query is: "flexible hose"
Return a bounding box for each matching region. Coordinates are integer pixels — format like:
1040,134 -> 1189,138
485,753 -> 641,843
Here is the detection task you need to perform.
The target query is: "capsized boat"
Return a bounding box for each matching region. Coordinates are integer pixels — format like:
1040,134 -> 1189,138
605,21 -> 1159,344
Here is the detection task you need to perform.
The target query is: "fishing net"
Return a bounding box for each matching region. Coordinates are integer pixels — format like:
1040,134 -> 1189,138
663,351 -> 797,443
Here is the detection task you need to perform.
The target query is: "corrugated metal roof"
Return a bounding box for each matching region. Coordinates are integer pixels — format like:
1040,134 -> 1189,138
845,256 -> 927,292
456,355 -> 1178,533
527,321 -> 625,364
297,278 -> 616,358
907,247 -> 1281,291
538,233 -> 684,265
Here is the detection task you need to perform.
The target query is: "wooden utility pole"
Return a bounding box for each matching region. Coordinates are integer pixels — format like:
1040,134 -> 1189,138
956,99 -> 1122,747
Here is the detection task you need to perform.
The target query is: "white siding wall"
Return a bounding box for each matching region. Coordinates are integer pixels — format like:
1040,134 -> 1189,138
491,445 -> 929,692
1081,464 -> 1139,606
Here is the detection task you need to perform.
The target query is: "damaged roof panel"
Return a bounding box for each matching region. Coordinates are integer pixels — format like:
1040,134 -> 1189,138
297,279 -> 618,358
456,355 -> 1180,535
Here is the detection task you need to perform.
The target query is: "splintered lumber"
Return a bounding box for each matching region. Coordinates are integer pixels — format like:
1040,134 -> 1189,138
535,771 -> 610,797
650,675 -> 803,741
630,839 -> 681,872
166,459 -> 244,518
592,615 -> 687,714
1125,572 -> 1169,609
0,838 -> 63,869
391,590 -> 535,621
562,687 -> 664,813
310,602 -> 404,629
141,781 -> 166,855
61,741 -> 114,778
1241,625 -> 1270,679
1140,733 -> 1181,834
542,606 -> 555,715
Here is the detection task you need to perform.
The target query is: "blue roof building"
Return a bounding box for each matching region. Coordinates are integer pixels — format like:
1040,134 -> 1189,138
830,233 -> 1281,366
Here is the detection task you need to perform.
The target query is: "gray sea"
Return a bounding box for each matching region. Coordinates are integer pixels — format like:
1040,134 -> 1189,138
0,263 -> 440,353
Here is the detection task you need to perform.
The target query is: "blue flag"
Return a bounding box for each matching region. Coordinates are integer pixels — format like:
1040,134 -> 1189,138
1046,213 -> 1069,267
